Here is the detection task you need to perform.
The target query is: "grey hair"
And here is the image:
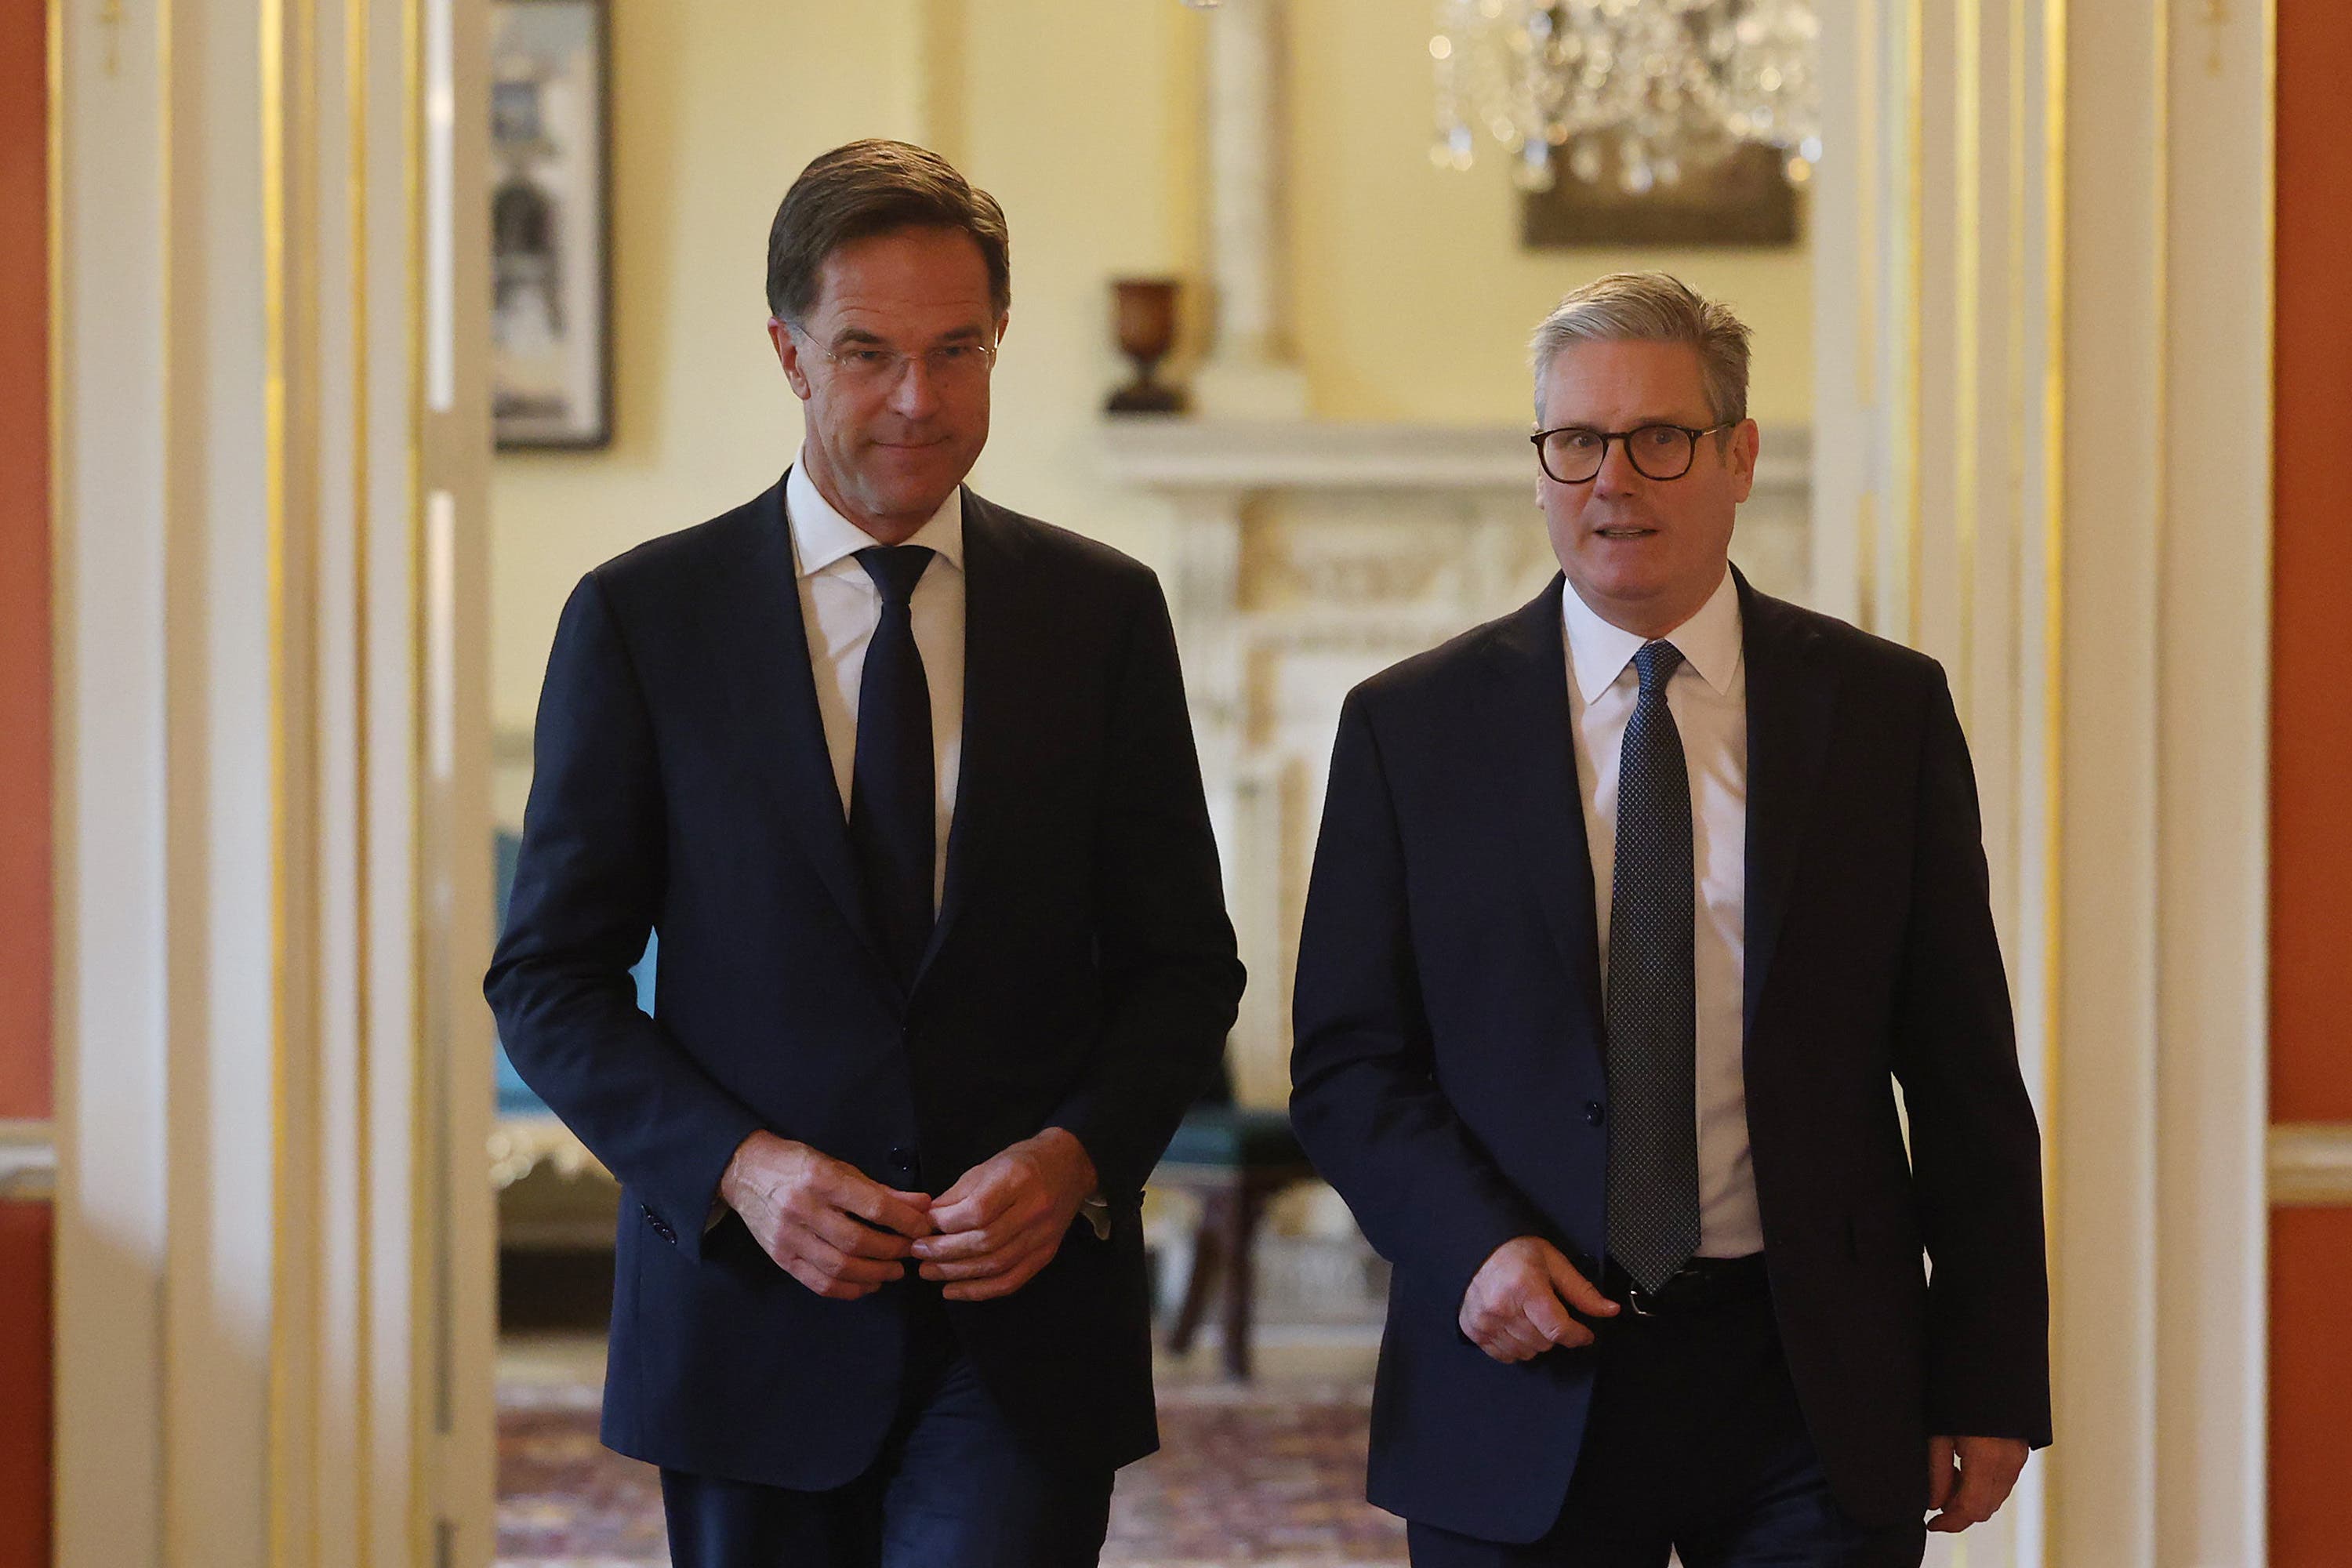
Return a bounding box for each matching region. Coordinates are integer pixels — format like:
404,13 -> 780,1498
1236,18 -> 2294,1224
1529,272 -> 1752,426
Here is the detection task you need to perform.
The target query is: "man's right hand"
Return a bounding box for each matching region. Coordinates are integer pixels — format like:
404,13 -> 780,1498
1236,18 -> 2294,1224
717,1131 -> 935,1301
1460,1236 -> 1621,1362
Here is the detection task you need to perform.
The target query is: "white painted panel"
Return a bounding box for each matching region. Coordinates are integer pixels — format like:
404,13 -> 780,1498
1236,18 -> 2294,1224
53,0 -> 172,1552
2153,1 -> 2273,1561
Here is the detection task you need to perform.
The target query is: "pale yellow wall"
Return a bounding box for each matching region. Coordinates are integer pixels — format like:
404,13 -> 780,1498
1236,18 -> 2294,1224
948,0 -> 1200,580
490,1 -> 926,744
490,0 -> 1207,752
1286,0 -> 1813,426
491,0 -> 1813,757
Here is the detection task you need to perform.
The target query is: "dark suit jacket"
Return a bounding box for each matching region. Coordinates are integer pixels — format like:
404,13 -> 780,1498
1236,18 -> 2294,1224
485,477 -> 1244,1489
1289,571 -> 2049,1542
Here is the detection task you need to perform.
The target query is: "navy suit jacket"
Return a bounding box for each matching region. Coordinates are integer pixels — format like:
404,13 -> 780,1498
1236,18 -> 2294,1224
1290,572 -> 2050,1542
485,478 -> 1243,1488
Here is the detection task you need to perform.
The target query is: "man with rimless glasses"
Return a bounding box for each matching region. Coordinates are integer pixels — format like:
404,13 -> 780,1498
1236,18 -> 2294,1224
1291,273 -> 2050,1566
488,140 -> 1242,1567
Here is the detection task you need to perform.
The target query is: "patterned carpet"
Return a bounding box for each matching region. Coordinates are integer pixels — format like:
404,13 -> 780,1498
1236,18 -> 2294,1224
497,1360 -> 1408,1568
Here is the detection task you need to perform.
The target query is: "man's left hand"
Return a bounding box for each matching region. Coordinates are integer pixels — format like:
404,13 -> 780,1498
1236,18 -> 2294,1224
914,1128 -> 1098,1302
1927,1435 -> 2028,1533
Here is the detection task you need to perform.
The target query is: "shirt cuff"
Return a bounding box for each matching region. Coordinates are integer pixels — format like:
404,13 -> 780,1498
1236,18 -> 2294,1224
1080,1192 -> 1112,1240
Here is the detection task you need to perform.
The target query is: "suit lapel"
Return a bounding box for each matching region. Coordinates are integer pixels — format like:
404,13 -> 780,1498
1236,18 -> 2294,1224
1737,570 -> 1838,1035
699,478 -> 888,977
1486,578 -> 1610,1056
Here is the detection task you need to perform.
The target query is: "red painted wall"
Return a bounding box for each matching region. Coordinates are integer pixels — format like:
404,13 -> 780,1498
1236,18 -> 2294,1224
2274,13 -> 2352,1124
0,1205 -> 49,1568
0,0 -> 49,1560
2271,2 -> 2352,1559
0,0 -> 51,1125
2270,1210 -> 2352,1565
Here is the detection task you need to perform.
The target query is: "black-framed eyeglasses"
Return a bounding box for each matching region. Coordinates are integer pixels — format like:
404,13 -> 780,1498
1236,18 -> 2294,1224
1531,421 -> 1737,485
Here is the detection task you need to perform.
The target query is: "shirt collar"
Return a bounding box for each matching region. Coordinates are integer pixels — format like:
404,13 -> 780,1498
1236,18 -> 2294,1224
784,453 -> 965,579
1560,565 -> 1743,702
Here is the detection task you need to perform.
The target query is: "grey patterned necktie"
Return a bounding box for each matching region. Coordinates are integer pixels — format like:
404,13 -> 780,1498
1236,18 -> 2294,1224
1605,639 -> 1702,1295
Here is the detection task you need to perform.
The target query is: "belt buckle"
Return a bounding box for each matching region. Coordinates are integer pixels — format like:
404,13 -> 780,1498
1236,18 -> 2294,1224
1622,1259 -> 1703,1318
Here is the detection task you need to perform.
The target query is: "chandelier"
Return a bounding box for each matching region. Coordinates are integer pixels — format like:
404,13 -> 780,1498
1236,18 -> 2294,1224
1432,0 -> 1823,194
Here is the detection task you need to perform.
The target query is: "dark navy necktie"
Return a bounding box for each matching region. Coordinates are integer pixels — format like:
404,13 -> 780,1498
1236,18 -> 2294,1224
850,545 -> 937,989
1605,639 -> 1702,1294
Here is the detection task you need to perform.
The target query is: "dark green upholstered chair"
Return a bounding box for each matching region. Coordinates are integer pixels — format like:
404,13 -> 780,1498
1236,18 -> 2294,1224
1150,1054 -> 1317,1380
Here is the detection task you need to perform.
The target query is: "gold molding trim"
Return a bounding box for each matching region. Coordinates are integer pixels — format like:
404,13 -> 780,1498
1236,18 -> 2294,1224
266,0 -> 332,1556
0,1120 -> 56,1203
1852,0 -> 1879,630
400,0 -> 434,1555
1901,0 -> 1925,648
264,0 -> 297,1546
1951,0 -> 1981,711
344,0 -> 376,1556
2270,1123 -> 2352,1207
2038,0 -> 2067,1190
2035,0 -> 2065,1549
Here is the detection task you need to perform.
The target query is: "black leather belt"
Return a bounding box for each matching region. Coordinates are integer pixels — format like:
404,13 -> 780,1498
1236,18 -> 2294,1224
1600,1252 -> 1769,1318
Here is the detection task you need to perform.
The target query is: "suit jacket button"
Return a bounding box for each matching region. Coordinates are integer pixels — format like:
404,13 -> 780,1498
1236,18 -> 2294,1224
1583,1101 -> 1606,1127
888,1145 -> 917,1173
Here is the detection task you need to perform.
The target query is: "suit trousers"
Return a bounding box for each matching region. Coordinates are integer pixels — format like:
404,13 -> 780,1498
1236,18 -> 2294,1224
659,1290 -> 1116,1568
1405,1276 -> 1926,1568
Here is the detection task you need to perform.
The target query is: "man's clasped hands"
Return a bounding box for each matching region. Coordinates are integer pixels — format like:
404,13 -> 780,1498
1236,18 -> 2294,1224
717,1127 -> 1098,1303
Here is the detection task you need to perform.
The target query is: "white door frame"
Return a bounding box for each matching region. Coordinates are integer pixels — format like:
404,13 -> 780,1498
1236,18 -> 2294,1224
1810,1 -> 2274,1562
50,0 -> 496,1559
47,0 -> 2277,1559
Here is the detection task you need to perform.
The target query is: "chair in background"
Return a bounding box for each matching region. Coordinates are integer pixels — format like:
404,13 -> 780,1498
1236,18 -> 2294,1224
1151,1053 -> 1317,1381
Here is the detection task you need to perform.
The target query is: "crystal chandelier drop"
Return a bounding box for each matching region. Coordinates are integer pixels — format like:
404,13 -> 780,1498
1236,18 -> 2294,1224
1432,0 -> 1824,194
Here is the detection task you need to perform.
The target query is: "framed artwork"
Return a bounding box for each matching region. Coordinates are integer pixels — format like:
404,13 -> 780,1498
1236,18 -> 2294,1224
490,0 -> 611,449
1521,142 -> 1801,249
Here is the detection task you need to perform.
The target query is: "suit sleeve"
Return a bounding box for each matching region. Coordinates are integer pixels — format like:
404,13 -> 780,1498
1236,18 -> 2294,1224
483,572 -> 765,1262
1892,667 -> 2053,1446
1044,574 -> 1246,1206
1289,691 -> 1551,1307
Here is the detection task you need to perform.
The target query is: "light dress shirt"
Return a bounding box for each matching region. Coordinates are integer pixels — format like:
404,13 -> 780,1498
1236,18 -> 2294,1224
786,457 -> 964,911
1560,567 -> 1763,1259
783,458 -> 1110,1238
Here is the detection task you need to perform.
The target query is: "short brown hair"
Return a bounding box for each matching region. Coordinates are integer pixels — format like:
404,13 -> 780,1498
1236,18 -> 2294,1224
765,140 -> 1011,324
1530,272 -> 1752,426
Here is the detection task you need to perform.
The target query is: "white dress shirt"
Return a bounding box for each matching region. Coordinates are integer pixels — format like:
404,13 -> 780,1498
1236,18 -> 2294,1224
786,461 -> 1111,1236
786,457 -> 964,911
1561,568 -> 1762,1258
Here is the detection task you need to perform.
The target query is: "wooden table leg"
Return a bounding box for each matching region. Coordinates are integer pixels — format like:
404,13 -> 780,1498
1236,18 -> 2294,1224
1167,1188 -> 1230,1356
1220,1181 -> 1256,1381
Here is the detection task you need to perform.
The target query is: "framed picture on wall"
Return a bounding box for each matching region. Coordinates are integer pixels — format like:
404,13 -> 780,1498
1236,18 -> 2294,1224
490,0 -> 612,449
1521,142 -> 1801,249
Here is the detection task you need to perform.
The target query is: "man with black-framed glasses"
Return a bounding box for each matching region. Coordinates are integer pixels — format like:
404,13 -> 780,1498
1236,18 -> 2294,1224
488,140 -> 1242,1567
1291,271 -> 2050,1566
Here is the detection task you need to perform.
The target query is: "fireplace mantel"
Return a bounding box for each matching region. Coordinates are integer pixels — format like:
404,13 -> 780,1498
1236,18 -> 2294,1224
1101,416 -> 1813,495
